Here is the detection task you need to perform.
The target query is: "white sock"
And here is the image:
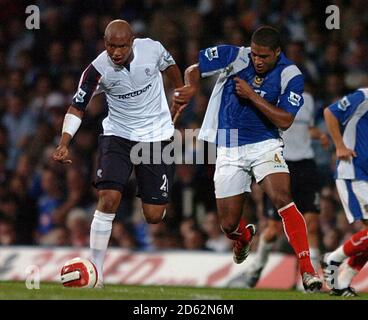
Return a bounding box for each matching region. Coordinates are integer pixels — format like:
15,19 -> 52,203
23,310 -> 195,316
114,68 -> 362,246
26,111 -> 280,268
249,235 -> 274,272
90,210 -> 115,282
338,262 -> 358,289
310,247 -> 320,272
328,246 -> 347,264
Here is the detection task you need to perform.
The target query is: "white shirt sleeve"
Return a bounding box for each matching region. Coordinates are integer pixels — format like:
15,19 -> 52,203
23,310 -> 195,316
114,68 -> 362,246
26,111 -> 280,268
156,41 -> 176,71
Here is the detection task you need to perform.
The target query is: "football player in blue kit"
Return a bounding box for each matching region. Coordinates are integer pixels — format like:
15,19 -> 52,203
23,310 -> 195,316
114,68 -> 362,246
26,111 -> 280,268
174,25 -> 322,291
228,91 -> 329,291
322,88 -> 368,296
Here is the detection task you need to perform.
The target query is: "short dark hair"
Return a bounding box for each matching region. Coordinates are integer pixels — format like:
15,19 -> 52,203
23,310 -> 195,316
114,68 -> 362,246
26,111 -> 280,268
251,26 -> 281,50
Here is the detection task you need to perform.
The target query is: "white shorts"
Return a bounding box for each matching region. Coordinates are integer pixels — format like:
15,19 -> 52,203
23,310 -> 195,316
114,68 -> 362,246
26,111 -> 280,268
336,179 -> 368,224
214,138 -> 289,198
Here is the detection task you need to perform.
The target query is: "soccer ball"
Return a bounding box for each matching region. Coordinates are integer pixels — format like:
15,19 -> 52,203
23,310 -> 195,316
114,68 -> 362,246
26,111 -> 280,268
60,257 -> 98,288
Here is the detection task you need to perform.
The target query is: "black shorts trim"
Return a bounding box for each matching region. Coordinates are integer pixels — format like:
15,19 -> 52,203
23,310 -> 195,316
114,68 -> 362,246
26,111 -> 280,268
139,195 -> 170,205
94,181 -> 124,193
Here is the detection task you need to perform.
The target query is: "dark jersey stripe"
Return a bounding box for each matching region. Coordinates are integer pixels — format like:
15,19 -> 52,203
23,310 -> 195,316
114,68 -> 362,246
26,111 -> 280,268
71,64 -> 102,111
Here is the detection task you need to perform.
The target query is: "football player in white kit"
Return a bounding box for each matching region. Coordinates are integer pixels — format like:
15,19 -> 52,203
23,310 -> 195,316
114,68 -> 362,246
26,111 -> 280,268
321,88 -> 368,296
53,20 -> 185,287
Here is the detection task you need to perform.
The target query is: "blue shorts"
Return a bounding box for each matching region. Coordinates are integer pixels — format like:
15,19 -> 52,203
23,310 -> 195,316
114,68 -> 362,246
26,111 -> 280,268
336,179 -> 368,224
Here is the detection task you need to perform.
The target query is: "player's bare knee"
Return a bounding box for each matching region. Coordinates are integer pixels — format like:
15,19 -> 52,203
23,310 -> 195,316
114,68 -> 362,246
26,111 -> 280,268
98,190 -> 121,212
271,192 -> 293,210
144,213 -> 163,224
143,207 -> 166,224
220,221 -> 238,235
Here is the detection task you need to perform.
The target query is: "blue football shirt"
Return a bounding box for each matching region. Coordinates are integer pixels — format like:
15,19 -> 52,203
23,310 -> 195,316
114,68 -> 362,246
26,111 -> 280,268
328,88 -> 368,180
198,45 -> 304,146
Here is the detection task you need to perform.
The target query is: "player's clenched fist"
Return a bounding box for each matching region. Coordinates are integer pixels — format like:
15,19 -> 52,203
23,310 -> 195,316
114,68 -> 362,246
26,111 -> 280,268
173,85 -> 196,105
53,145 -> 72,164
234,77 -> 254,99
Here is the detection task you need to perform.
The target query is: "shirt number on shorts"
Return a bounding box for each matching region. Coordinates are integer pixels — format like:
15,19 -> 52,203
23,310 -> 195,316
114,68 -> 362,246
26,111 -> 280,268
160,174 -> 168,192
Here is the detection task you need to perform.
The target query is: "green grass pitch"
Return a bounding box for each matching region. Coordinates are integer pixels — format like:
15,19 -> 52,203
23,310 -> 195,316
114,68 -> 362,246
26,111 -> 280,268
0,281 -> 367,300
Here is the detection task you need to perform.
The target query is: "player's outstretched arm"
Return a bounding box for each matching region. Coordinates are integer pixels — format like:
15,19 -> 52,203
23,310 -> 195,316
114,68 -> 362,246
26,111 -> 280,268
162,64 -> 187,123
163,64 -> 184,89
173,64 -> 199,105
234,77 -> 294,130
324,107 -> 356,161
53,106 -> 84,164
169,63 -> 200,123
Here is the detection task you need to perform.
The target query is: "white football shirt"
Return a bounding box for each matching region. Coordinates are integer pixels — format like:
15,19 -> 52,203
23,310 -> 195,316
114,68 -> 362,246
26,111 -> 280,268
282,92 -> 315,161
73,38 -> 176,142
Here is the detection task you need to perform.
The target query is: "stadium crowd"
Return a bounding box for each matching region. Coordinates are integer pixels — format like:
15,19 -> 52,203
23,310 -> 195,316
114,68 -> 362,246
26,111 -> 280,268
0,0 -> 367,259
